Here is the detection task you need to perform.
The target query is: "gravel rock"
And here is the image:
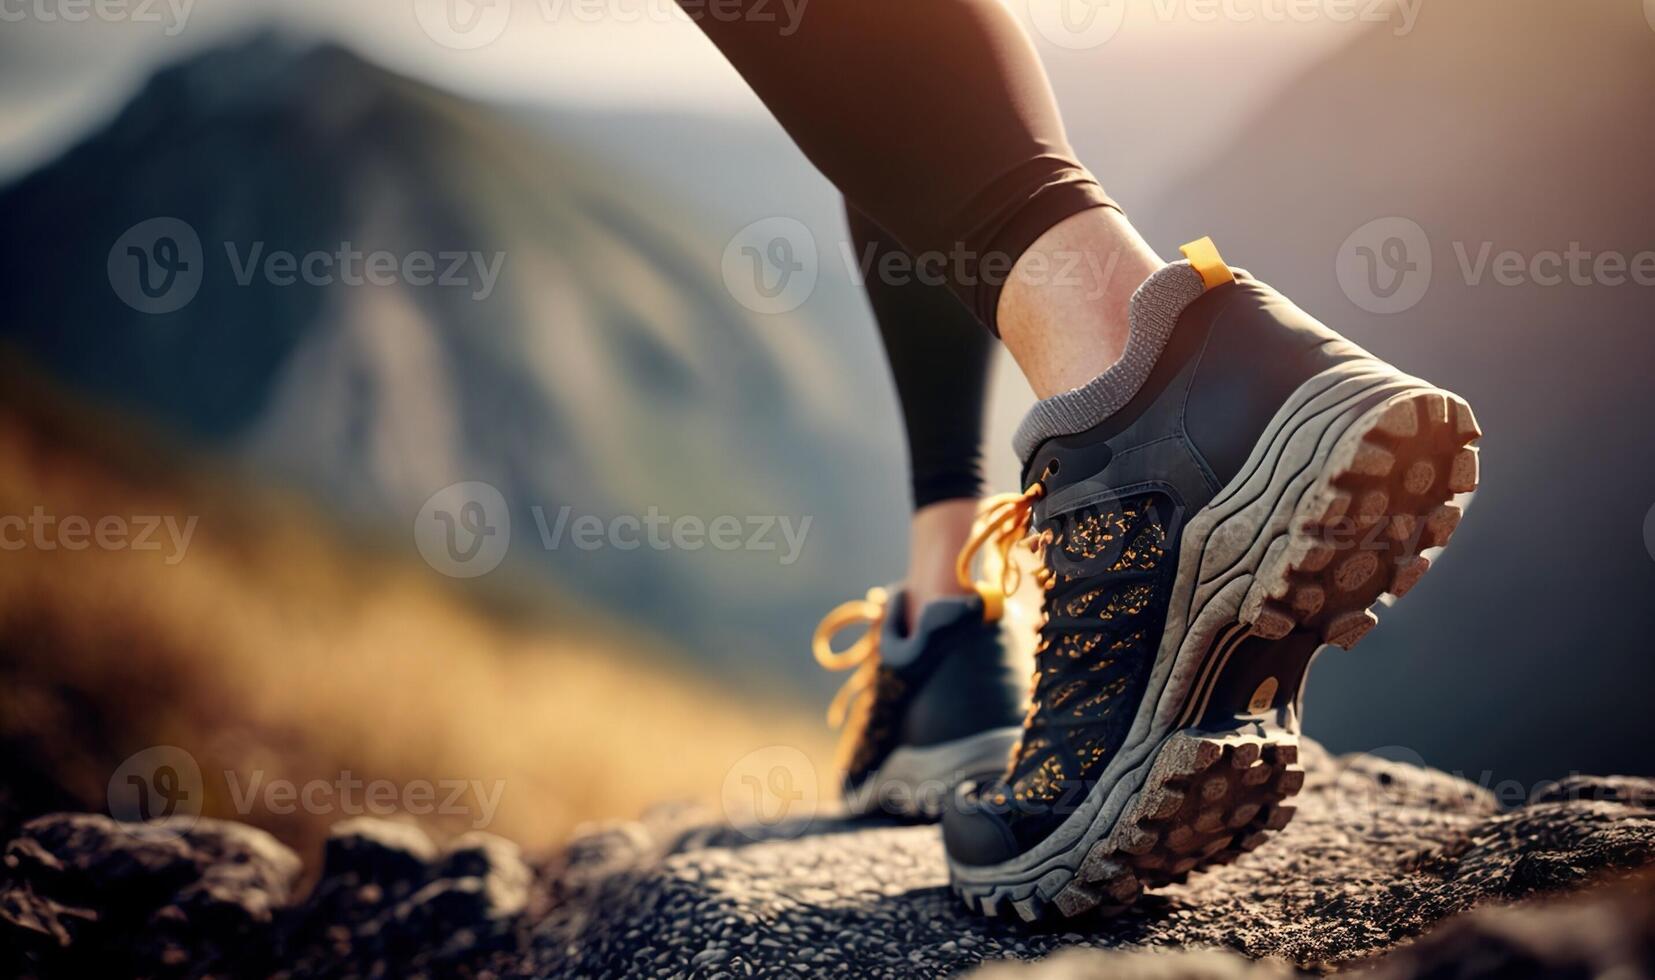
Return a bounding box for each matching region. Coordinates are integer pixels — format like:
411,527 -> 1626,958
0,813 -> 301,976
320,815 -> 440,889
527,741 -> 1655,978
0,814 -> 535,978
1367,874 -> 1655,979
3,747 -> 1649,978
975,874 -> 1655,980
286,819 -> 533,972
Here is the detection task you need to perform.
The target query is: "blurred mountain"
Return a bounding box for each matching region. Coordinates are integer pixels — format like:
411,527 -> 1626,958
0,35 -> 907,689
0,363 -> 832,855
1140,0 -> 1655,784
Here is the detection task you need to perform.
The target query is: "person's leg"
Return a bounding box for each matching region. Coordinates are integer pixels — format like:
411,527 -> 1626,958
696,0 -> 1481,921
997,209 -> 1164,397
810,206 -> 1025,820
846,205 -> 993,624
681,0 -> 1162,393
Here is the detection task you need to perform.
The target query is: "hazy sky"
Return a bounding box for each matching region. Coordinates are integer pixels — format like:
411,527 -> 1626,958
0,0 -> 1376,179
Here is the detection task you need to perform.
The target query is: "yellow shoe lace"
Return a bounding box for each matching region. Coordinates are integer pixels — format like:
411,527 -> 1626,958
955,484 -> 1047,622
811,484 -> 1048,777
810,586 -> 890,773
956,483 -> 1055,789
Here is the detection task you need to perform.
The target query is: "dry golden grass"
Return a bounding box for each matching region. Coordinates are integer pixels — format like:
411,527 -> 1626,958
0,366 -> 832,862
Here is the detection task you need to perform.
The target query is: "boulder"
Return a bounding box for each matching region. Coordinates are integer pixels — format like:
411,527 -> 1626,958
0,813 -> 300,976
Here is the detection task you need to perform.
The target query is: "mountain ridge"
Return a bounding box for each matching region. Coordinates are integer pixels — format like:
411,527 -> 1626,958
0,33 -> 907,686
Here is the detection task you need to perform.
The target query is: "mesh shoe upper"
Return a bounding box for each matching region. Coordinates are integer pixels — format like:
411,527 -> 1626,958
947,488 -> 1185,857
998,492 -> 1177,808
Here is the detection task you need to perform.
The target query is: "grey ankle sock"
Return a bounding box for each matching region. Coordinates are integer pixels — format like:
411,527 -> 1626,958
1012,260 -> 1208,465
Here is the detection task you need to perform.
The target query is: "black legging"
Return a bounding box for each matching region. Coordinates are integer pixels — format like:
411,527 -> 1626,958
685,0 -> 1113,509
684,0 -> 1116,333
849,205 -> 993,509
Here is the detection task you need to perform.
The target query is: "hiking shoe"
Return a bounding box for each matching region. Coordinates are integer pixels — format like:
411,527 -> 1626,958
942,238 -> 1481,920
813,585 -> 1025,820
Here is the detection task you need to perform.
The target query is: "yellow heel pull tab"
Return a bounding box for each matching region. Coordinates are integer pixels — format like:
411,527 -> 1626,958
1179,236 -> 1235,290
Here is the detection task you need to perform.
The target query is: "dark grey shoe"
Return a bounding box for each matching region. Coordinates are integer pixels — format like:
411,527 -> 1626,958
943,241 -> 1481,920
814,586 -> 1025,820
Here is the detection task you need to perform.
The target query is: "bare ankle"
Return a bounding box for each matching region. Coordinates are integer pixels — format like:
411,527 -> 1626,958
902,499 -> 978,629
997,208 -> 1164,398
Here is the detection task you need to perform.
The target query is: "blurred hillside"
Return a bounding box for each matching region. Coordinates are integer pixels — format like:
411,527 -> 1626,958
0,35 -> 908,699
1139,0 -> 1655,784
0,363 -> 831,857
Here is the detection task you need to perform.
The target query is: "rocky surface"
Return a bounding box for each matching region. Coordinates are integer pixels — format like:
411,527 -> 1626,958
967,875 -> 1655,980
0,813 -> 299,975
1,742 -> 1651,977
527,741 -> 1655,978
0,813 -> 533,978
